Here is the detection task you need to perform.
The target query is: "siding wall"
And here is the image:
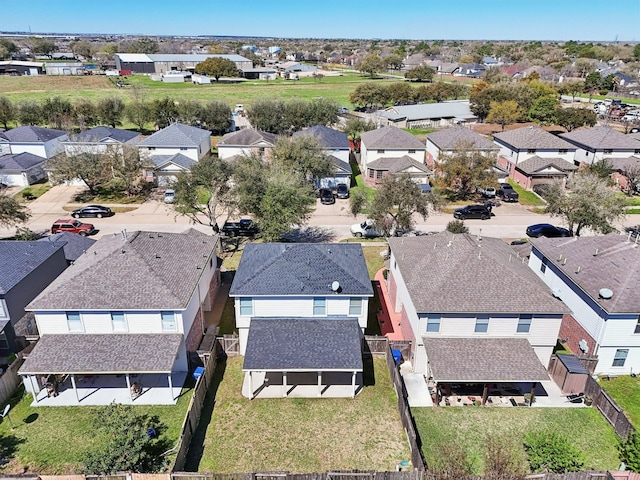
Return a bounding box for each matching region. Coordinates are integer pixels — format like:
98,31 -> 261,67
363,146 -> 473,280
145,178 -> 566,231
139,146 -> 199,162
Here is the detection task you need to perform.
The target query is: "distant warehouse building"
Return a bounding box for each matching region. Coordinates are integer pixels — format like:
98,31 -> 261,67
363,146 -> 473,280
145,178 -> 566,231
115,53 -> 252,74
45,62 -> 85,75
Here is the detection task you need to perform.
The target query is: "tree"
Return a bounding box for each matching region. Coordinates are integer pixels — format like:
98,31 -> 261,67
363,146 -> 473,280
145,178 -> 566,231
620,430 -> 640,473
271,136 -> 334,185
524,431 -> 585,473
308,97 -> 339,127
73,99 -> 99,129
584,71 -> 602,92
70,39 -> 95,60
544,174 -> 626,236
246,98 -> 286,134
151,97 -> 179,129
446,219 -> 469,234
127,38 -> 159,54
486,100 -> 523,130
82,403 -> 166,474
194,57 -> 238,81
47,151 -> 109,195
405,65 -> 436,82
0,39 -> 17,60
0,192 -> 30,228
439,144 -> 498,199
555,107 -> 596,132
386,82 -> 415,105
176,99 -> 204,127
349,83 -> 389,108
343,117 -> 376,150
41,96 -> 73,130
621,163 -> 640,195
106,146 -> 152,197
283,99 -> 311,132
527,96 -> 559,125
97,96 -> 125,128
356,54 -> 387,78
126,86 -> 152,131
584,158 -> 614,180
17,100 -> 43,126
385,54 -> 404,71
0,96 -> 15,129
199,100 -> 232,134
28,37 -> 56,57
634,44 -> 640,60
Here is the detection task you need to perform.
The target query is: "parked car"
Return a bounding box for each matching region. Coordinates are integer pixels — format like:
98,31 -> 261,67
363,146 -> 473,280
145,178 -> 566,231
220,219 -> 259,238
71,205 -> 114,219
497,183 -> 519,202
526,223 -> 572,238
350,219 -> 404,238
336,183 -> 350,199
453,204 -> 492,220
163,189 -> 175,204
319,188 -> 335,205
478,186 -> 496,198
51,219 -> 96,236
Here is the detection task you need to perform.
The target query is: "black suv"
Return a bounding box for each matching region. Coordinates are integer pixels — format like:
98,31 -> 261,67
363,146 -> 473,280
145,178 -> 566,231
220,219 -> 259,238
497,183 -> 519,202
319,188 -> 335,205
453,204 -> 492,220
336,183 -> 349,199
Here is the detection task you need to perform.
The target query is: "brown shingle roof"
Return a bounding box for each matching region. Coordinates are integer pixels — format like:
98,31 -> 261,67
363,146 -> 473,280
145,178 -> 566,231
515,156 -> 578,175
427,127 -> 498,151
360,126 -> 425,150
424,337 -> 550,382
367,155 -> 431,174
28,229 -> 218,311
494,125 -> 575,150
530,233 -> 640,314
560,126 -> 640,150
217,128 -> 277,147
388,233 -> 568,314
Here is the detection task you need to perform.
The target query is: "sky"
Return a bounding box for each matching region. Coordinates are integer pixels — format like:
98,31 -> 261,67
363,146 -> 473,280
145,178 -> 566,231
2,0 -> 639,42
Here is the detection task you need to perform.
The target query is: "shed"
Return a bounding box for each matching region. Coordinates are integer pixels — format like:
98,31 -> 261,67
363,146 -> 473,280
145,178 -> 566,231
549,354 -> 589,395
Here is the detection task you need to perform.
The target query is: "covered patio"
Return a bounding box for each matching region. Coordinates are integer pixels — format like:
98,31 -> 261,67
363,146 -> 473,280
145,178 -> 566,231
19,333 -> 187,406
242,318 -> 364,399
423,337 -> 552,407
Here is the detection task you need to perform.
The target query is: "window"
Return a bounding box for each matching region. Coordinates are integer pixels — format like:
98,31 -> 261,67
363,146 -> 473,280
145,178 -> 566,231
0,300 -> 6,318
408,149 -> 416,153
527,149 -> 536,154
426,315 -> 441,333
635,316 -> 640,334
66,312 -> 83,332
559,149 -> 568,154
368,169 -> 374,179
349,298 -> 362,316
313,297 -> 326,316
517,314 -> 532,333
180,147 -> 188,151
540,257 -> 548,273
613,349 -> 629,367
635,150 -> 640,155
475,315 -> 489,333
604,149 -> 613,154
148,147 -> 156,151
239,297 -> 253,316
377,149 -> 385,154
161,311 -> 177,331
377,170 -> 384,179
111,312 -> 127,332
0,333 -> 8,349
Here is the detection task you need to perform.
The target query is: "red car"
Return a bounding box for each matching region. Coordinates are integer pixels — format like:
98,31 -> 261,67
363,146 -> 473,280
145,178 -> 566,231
51,219 -> 96,236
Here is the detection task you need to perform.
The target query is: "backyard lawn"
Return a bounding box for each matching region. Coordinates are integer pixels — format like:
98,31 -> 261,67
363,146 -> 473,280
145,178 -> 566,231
191,356 -> 409,472
412,407 -> 620,475
0,383 -> 192,475
507,179 -> 546,207
599,375 -> 640,428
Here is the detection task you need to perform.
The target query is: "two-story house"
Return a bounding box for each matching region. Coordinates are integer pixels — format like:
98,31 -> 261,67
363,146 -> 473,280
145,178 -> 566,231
19,229 -> 220,406
229,243 -> 373,399
425,126 -> 499,167
216,128 -> 277,161
386,233 -> 567,400
138,122 -> 211,162
529,234 -> 640,376
359,126 -> 426,174
560,126 -> 640,166
63,126 -> 141,156
0,126 -> 68,158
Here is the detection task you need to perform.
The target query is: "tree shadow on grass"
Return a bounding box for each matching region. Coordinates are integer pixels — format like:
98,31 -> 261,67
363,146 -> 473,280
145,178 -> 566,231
0,432 -> 24,467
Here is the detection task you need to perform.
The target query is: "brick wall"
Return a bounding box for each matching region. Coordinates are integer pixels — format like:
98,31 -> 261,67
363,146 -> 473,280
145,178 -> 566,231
559,313 -> 597,356
185,309 -> 204,352
388,272 -> 399,313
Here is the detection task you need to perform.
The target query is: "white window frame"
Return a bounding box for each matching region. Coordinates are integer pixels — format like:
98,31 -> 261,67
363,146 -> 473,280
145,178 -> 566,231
161,311 -> 177,332
111,311 -> 127,332
475,315 -> 489,333
349,297 -> 362,316
0,299 -> 7,319
517,315 -> 532,333
426,315 -> 441,333
613,349 -> 628,367
239,297 -> 253,316
66,312 -> 84,333
313,297 -> 326,316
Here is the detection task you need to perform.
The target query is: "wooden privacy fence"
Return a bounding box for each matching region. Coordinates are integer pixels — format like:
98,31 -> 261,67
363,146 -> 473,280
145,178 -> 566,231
583,375 -> 634,439
217,334 -> 240,356
0,343 -> 35,406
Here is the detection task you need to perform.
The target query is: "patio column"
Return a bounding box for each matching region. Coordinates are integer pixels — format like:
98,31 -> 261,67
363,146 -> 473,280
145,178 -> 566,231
351,371 -> 356,398
481,384 -> 489,406
126,374 -> 133,402
249,371 -> 254,400
282,371 -> 288,398
28,376 -> 39,403
70,375 -> 80,403
317,371 -> 322,397
168,373 -> 174,401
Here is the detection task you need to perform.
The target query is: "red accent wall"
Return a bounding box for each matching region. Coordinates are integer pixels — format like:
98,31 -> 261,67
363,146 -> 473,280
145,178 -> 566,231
559,313 -> 597,356
388,272 -> 399,312
511,169 -> 532,189
399,306 -> 415,343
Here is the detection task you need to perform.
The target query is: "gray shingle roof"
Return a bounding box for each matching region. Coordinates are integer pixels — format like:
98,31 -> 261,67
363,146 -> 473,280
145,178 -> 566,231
38,232 -> 96,262
230,243 -> 373,297
530,233 -> 640,314
243,317 -> 363,371
0,126 -> 67,143
28,229 -> 218,310
139,123 -> 210,148
151,153 -> 197,170
609,156 -> 640,171
19,334 -> 182,374
360,126 -> 425,150
560,126 -> 640,150
515,156 -> 578,175
73,126 -> 140,143
330,156 -> 351,174
424,337 -> 550,382
386,101 -> 476,122
217,128 -> 277,147
494,126 -> 575,150
0,241 -> 65,294
367,155 -> 431,174
0,152 -> 47,171
388,233 -> 568,314
292,125 -> 350,149
427,127 -> 499,151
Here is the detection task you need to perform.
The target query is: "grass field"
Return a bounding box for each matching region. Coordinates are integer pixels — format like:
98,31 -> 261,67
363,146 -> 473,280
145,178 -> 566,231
412,407 -> 620,475
599,375 -> 640,428
507,179 -> 546,207
0,384 -> 192,474
191,356 -> 409,473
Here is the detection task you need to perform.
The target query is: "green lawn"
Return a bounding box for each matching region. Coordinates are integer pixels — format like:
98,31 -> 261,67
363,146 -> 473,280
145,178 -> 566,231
412,407 -> 620,475
622,195 -> 640,207
192,356 -> 409,472
0,384 -> 193,475
507,179 -> 546,207
599,375 -> 640,428
14,182 -> 51,202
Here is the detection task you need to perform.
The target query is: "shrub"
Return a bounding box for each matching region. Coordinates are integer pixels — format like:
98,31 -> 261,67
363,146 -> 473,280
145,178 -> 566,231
446,219 -> 469,234
524,431 -> 585,473
620,430 -> 640,473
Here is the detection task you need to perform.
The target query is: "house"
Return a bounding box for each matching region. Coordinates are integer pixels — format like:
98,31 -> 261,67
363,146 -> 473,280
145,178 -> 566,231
0,126 -> 68,158
37,232 -> 96,264
0,241 -> 68,357
455,63 -> 486,78
425,126 -> 499,166
292,125 -> 352,189
386,233 -> 568,383
528,234 -> 640,375
229,243 -> 373,399
216,128 -> 277,161
609,156 -> 640,192
63,126 -> 141,156
376,101 -> 477,129
511,156 -> 578,190
0,152 -> 48,186
19,229 -> 220,406
493,126 -> 577,183
147,153 -> 197,186
138,123 -> 211,162
359,126 -> 426,173
365,156 -> 431,186
560,126 -> 640,165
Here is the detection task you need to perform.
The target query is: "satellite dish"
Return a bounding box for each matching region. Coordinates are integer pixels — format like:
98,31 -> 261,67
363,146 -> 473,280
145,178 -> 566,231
599,288 -> 613,299
2,404 -> 9,418
331,281 -> 341,292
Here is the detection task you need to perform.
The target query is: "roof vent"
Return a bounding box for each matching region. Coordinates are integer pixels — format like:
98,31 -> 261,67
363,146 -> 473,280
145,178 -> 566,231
599,288 -> 613,299
331,281 -> 341,293
552,288 -> 562,298
593,248 -> 599,256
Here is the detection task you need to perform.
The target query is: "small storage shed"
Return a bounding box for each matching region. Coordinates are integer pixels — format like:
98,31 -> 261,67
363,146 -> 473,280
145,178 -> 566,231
550,354 -> 589,394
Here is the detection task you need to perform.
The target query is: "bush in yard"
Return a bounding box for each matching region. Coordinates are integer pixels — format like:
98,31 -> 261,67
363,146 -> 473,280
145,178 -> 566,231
446,219 -> 469,234
620,430 -> 640,472
524,431 -> 585,473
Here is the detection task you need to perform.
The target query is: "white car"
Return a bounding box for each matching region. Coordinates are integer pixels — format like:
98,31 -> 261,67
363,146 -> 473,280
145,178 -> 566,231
351,219 -> 383,238
163,189 -> 175,204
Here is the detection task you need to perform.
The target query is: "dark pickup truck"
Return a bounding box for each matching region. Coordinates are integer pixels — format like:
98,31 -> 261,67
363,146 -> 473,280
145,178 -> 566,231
497,183 -> 519,202
220,219 -> 259,238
